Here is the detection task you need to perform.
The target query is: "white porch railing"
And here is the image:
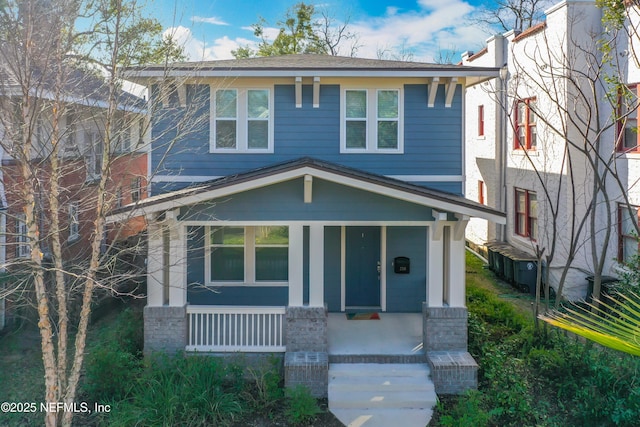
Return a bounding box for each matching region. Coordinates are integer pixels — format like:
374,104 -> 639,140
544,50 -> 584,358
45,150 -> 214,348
186,305 -> 286,352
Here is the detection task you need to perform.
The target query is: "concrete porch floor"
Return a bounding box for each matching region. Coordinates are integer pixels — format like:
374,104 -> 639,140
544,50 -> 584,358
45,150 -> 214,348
328,313 -> 423,355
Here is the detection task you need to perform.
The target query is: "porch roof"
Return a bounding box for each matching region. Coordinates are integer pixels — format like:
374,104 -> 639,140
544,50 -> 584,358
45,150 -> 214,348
107,157 -> 506,224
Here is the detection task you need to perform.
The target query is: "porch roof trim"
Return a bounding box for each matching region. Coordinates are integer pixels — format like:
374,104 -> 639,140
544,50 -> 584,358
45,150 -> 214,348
107,157 -> 506,224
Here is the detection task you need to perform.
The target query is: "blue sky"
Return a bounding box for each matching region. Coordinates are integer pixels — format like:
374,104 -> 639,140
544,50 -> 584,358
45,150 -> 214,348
150,0 -> 499,62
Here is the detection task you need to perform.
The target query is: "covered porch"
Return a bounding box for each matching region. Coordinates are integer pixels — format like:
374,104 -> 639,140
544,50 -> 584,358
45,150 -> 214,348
107,158 -> 505,396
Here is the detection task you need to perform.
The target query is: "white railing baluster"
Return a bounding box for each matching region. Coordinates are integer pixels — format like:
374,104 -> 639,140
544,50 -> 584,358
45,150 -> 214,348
185,306 -> 286,352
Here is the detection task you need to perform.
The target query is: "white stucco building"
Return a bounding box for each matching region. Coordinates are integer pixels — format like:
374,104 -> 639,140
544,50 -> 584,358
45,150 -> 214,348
463,0 -> 640,299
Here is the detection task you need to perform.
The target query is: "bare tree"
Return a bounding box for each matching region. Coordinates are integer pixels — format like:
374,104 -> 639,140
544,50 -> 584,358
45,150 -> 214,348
473,0 -> 554,33
0,0 -> 185,426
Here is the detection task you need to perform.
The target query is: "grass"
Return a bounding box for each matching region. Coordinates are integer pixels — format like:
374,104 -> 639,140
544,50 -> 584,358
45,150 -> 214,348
0,324 -> 45,426
465,251 -> 538,319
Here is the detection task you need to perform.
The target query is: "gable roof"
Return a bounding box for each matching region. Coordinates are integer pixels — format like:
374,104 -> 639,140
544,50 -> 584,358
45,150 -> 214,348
0,61 -> 144,112
122,53 -> 499,85
108,157 -> 506,224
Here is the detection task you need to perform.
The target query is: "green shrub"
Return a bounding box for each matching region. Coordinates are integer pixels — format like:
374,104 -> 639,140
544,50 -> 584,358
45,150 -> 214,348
83,342 -> 142,401
106,354 -> 244,427
243,360 -> 284,413
437,390 -> 491,427
83,308 -> 144,401
284,385 -> 321,426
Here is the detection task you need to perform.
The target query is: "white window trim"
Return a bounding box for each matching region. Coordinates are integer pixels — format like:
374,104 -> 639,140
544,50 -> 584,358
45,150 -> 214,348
340,87 -> 404,154
209,86 -> 274,154
204,226 -> 289,287
16,213 -> 30,258
68,201 -> 80,242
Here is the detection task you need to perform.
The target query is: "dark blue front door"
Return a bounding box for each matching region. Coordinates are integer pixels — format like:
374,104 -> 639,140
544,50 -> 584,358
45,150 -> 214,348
345,226 -> 381,307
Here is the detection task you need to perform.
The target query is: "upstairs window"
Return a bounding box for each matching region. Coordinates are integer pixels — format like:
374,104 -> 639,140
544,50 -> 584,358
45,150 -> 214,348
342,88 -> 403,153
616,85 -> 639,152
68,202 -> 79,242
211,88 -> 272,153
514,98 -> 537,150
478,105 -> 485,136
16,213 -> 29,257
515,188 -> 537,241
130,177 -> 142,203
618,204 -> 639,263
85,131 -> 103,180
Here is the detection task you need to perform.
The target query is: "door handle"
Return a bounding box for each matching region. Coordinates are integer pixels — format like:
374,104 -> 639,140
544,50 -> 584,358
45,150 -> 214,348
377,261 -> 381,273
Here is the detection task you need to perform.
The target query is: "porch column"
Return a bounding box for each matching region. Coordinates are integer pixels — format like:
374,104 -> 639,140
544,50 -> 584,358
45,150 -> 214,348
308,224 -> 324,307
447,229 -> 467,307
167,211 -> 187,307
146,217 -> 163,307
288,224 -> 304,306
144,212 -> 187,354
427,224 -> 444,307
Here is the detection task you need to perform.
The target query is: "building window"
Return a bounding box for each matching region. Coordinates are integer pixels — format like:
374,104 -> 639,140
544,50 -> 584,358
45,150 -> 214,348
478,105 -> 485,136
130,177 -> 142,203
16,214 -> 29,257
115,188 -> 123,209
254,226 -> 289,281
342,88 -> 403,153
85,131 -> 103,179
211,88 -> 272,153
618,204 -> 639,263
514,98 -> 537,150
478,180 -> 486,205
208,226 -> 289,284
515,188 -> 537,240
616,85 -> 639,152
113,116 -> 131,154
68,202 -> 79,242
210,227 -> 245,281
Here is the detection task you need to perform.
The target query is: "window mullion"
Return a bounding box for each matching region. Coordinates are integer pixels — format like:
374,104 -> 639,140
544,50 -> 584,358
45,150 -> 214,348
238,90 -> 247,151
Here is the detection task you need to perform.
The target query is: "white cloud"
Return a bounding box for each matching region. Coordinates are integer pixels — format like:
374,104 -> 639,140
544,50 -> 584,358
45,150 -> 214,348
164,26 -> 257,60
191,16 -> 230,26
164,0 -> 488,63
347,0 -> 486,62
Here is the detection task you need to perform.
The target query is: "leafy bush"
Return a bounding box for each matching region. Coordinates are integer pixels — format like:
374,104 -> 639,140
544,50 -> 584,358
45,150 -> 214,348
243,359 -> 284,413
437,390 -> 491,427
434,253 -> 640,427
83,308 -> 144,401
83,342 -> 142,400
284,385 -> 321,425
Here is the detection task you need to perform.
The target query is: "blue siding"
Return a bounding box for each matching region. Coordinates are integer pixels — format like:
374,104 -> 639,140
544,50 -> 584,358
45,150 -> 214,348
179,178 -> 435,222
385,227 -> 427,312
324,227 -> 341,312
186,225 -> 288,306
150,83 -> 463,195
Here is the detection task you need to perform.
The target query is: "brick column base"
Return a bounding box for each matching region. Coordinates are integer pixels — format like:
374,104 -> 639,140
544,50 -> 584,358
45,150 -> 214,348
427,351 -> 478,395
422,304 -> 468,352
285,306 -> 328,352
144,305 -> 187,355
284,351 -> 329,398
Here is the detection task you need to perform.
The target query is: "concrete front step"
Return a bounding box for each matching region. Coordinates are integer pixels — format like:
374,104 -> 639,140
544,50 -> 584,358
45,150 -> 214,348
329,363 -> 437,426
329,353 -> 427,364
330,408 -> 434,427
329,375 -> 436,392
330,363 -> 431,377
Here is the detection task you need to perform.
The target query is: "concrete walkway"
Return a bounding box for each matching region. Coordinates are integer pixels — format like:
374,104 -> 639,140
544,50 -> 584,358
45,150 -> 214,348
329,363 -> 437,427
327,314 -> 436,426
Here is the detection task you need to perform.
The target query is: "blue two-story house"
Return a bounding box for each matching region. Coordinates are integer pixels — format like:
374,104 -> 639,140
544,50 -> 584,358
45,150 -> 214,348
111,54 -> 505,398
